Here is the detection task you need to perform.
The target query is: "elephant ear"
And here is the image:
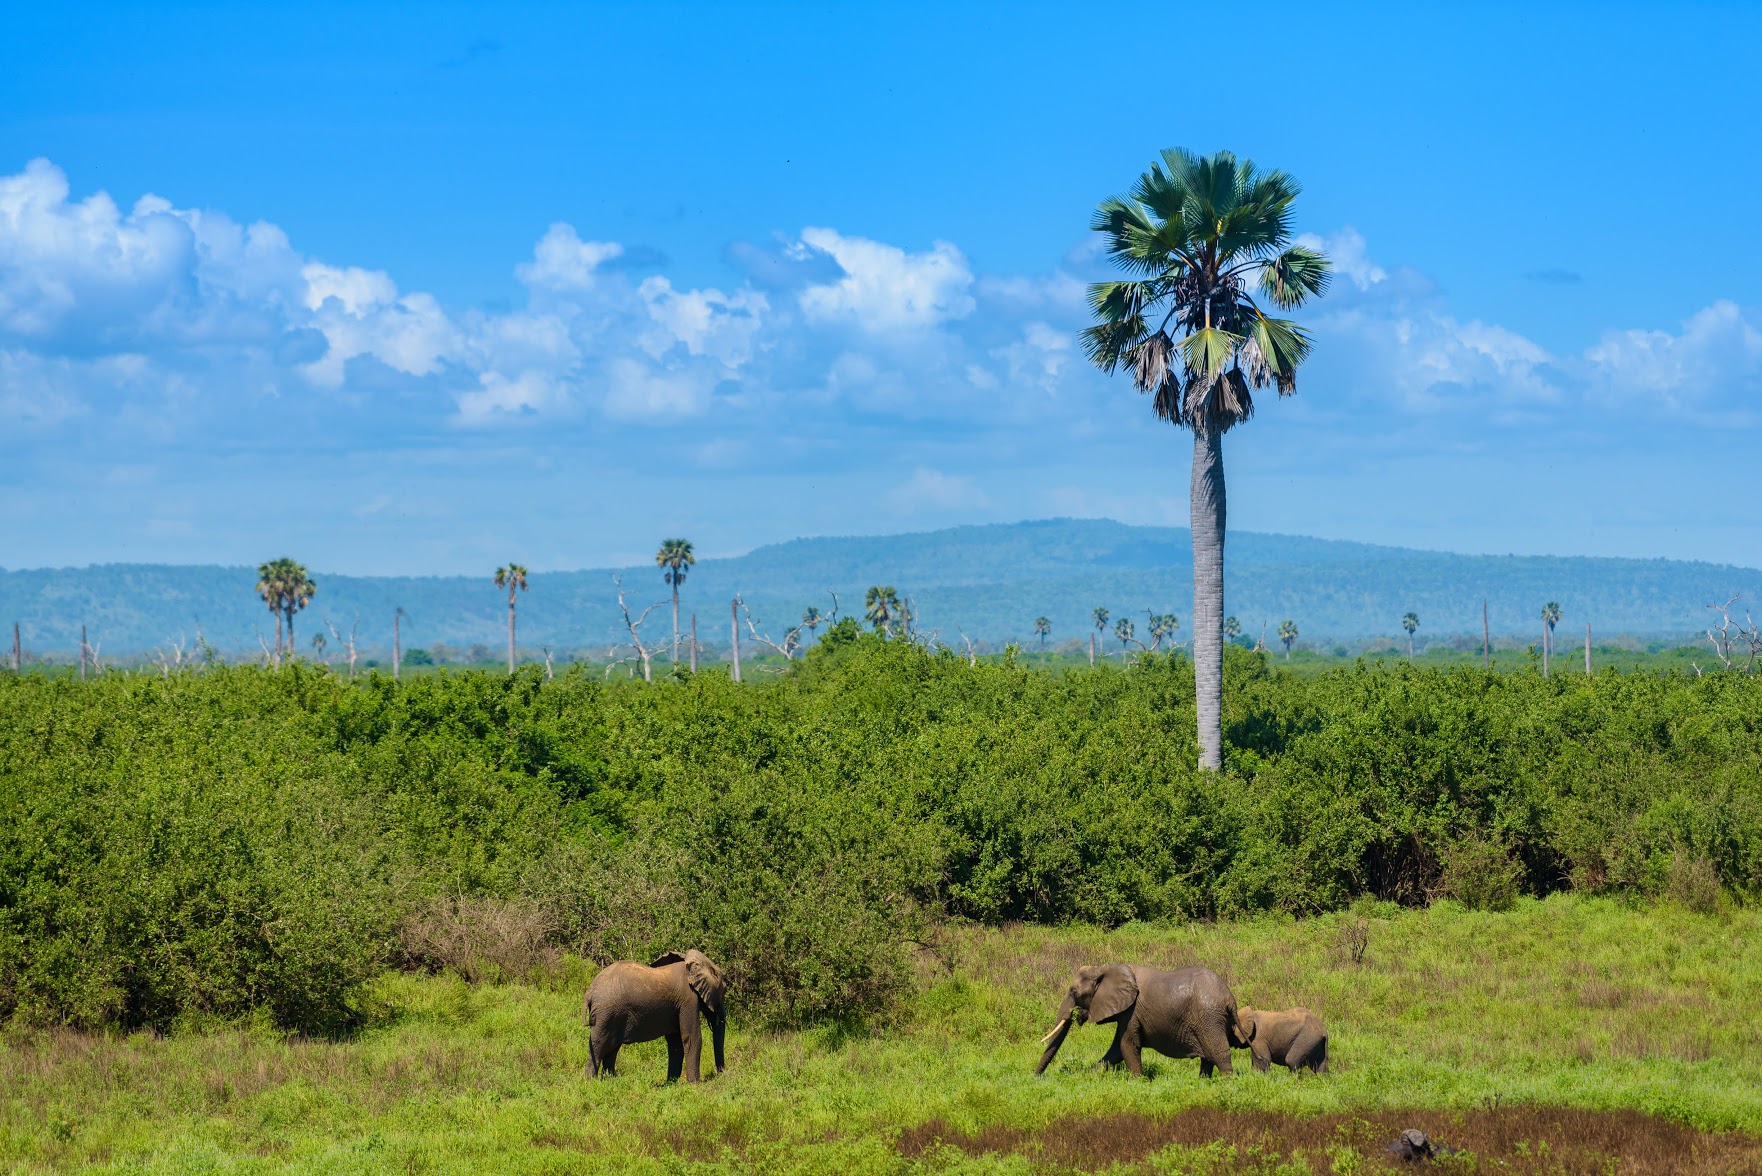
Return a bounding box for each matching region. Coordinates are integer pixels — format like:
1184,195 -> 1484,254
1088,964 -> 1139,1023
684,950 -> 725,1014
649,951 -> 687,968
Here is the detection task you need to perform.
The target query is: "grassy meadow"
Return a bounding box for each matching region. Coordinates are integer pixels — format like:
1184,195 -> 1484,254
5,896 -> 1762,1174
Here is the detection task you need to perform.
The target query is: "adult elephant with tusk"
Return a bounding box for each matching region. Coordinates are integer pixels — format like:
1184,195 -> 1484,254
1036,963 -> 1243,1078
585,949 -> 727,1083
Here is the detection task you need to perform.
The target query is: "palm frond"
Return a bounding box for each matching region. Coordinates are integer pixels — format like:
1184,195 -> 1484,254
1259,246 -> 1332,309
1248,315 -> 1313,395
1180,326 -> 1239,380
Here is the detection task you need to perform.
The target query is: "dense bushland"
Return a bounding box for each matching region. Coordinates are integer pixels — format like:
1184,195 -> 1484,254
1,639 -> 1759,1035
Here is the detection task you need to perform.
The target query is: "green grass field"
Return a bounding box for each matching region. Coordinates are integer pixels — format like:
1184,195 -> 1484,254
5,895 -> 1760,1174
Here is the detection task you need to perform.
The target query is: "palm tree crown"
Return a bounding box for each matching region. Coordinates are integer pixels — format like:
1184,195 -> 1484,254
801,606 -> 824,632
1541,601 -> 1562,632
1083,148 -> 1330,772
1402,612 -> 1419,636
1113,616 -> 1135,650
1277,619 -> 1299,658
1033,616 -> 1052,648
1092,607 -> 1110,632
1082,149 -> 1329,433
864,586 -> 900,635
1222,616 -> 1241,640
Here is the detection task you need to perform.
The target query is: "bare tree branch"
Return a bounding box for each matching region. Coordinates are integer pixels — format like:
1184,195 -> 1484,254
606,575 -> 667,682
325,614 -> 362,681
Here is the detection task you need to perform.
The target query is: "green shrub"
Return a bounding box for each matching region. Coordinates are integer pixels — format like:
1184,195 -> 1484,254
2,645 -> 1761,1033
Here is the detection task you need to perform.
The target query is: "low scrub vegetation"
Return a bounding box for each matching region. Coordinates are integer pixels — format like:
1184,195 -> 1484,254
1,638 -> 1760,1035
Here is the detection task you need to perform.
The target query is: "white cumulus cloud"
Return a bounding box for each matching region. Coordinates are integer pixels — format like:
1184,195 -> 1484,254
795,227 -> 974,330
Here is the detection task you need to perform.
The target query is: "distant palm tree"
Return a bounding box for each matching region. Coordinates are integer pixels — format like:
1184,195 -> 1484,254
656,539 -> 695,664
1146,611 -> 1180,650
1541,600 -> 1562,678
864,586 -> 900,635
1223,616 -> 1242,643
255,560 -> 286,662
1113,616 -> 1135,652
801,606 -> 824,639
1402,612 -> 1420,662
1277,619 -> 1299,659
494,564 -> 529,673
1033,616 -> 1052,649
255,557 -> 315,664
1083,149 -> 1330,771
311,631 -> 327,663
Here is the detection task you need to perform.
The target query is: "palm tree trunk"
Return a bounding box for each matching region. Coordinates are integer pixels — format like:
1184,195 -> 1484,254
1408,633 -> 1414,662
690,613 -> 698,673
286,608 -> 296,660
393,610 -> 402,680
507,588 -> 516,674
1542,625 -> 1550,679
1190,425 -> 1226,772
671,582 -> 681,664
274,610 -> 284,667
1482,600 -> 1490,670
1088,632 -> 1095,667
1585,623 -> 1592,675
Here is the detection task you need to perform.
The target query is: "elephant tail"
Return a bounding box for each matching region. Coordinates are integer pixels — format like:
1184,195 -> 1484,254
1316,1033 -> 1330,1074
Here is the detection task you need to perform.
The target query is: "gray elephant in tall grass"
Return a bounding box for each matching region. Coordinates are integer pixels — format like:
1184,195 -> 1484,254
1036,964 -> 1243,1078
584,950 -> 726,1082
1234,1005 -> 1329,1073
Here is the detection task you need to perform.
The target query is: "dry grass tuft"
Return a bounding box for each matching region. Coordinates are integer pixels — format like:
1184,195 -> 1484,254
899,1107 -> 1762,1173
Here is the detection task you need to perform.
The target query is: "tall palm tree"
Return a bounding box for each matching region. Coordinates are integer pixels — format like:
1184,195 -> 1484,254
494,564 -> 529,673
1033,615 -> 1052,649
1083,149 -> 1330,771
1222,615 -> 1241,643
654,538 -> 695,664
1402,611 -> 1420,662
255,560 -> 286,663
1277,619 -> 1299,660
864,585 -> 900,635
1541,600 -> 1562,678
255,557 -> 315,664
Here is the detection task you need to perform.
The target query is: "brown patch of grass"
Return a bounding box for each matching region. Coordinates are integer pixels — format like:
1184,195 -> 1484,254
898,1107 -> 1762,1174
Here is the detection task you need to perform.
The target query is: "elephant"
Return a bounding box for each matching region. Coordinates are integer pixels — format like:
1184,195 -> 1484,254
1035,964 -> 1242,1078
584,949 -> 726,1082
1234,1005 -> 1329,1073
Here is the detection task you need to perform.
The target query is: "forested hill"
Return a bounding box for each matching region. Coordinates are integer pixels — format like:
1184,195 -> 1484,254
2,519 -> 1757,656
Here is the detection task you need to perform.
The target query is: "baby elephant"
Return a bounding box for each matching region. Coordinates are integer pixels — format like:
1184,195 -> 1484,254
585,949 -> 726,1082
1234,1006 -> 1329,1073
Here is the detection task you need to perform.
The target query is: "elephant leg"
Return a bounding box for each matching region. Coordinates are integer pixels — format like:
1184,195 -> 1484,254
1118,1030 -> 1143,1078
1099,1022 -> 1129,1071
665,1031 -> 685,1083
680,1007 -> 704,1083
589,1026 -> 619,1077
1201,1030 -> 1235,1078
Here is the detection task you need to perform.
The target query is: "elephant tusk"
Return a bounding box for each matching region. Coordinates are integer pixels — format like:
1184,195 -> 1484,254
1040,1018 -> 1069,1044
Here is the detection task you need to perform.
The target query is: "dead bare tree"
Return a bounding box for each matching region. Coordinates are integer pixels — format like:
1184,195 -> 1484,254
958,632 -> 978,666
737,592 -> 842,666
153,635 -> 193,677
325,614 -> 362,681
1705,595 -> 1762,674
606,575 -> 665,681
80,623 -> 89,679
541,645 -> 555,680
10,622 -> 18,673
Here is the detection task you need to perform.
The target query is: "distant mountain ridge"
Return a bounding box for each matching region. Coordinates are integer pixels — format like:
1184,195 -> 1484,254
2,519 -> 1756,656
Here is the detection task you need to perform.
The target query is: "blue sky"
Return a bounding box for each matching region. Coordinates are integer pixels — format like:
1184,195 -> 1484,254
3,1 -> 1758,574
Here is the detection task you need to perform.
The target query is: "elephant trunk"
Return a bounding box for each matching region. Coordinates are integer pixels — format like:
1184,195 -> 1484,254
1035,993 -> 1076,1075
711,1009 -> 726,1074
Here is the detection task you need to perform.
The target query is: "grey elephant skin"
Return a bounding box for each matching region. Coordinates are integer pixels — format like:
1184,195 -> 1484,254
1036,964 -> 1242,1078
1235,1005 -> 1329,1073
584,949 -> 726,1082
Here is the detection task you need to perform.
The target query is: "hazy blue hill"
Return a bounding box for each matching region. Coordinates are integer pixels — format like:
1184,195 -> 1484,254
2,519 -> 1757,657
